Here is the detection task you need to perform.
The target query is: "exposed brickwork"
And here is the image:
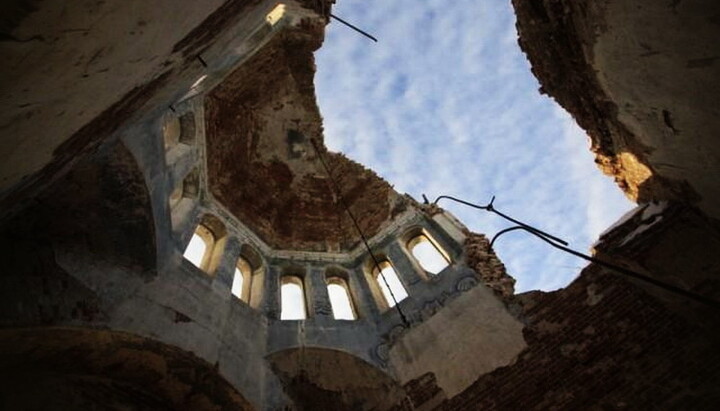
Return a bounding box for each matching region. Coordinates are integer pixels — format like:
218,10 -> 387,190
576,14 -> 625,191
400,373 -> 446,410
205,28 -> 397,252
439,266 -> 720,410
593,202 -> 720,329
464,232 -> 515,299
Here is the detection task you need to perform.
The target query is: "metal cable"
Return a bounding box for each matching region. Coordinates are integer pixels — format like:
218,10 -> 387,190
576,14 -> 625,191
428,194 -> 720,311
424,194 -> 568,246
492,225 -> 720,310
310,139 -> 409,324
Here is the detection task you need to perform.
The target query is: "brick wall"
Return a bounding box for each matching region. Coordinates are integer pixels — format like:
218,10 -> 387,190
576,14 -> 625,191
432,266 -> 720,410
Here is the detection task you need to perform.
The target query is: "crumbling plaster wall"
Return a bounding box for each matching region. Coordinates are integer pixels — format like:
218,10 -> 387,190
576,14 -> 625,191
0,0 -> 333,222
388,283 -> 525,399
512,0 -> 720,217
0,0 -> 222,205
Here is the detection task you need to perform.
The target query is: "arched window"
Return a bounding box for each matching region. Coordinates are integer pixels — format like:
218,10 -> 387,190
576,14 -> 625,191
183,225 -> 214,270
280,276 -> 306,320
239,245 -> 264,309
231,257 -> 252,302
374,261 -> 408,308
182,215 -> 226,275
327,278 -> 356,320
408,234 -> 450,275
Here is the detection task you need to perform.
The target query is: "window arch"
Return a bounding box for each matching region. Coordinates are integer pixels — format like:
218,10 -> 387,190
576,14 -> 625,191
183,225 -> 214,271
236,244 -> 264,308
326,277 -> 356,320
374,261 -> 408,308
182,215 -> 227,275
231,256 -> 252,302
280,276 -> 307,320
408,233 -> 450,275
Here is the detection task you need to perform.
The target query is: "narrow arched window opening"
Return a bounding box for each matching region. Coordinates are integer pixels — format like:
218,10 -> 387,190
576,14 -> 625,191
375,262 -> 408,308
240,245 -> 264,309
408,234 -> 450,275
327,278 -> 356,320
183,225 -> 214,270
184,232 -> 206,267
183,220 -> 226,274
281,277 -> 306,320
232,257 -> 252,302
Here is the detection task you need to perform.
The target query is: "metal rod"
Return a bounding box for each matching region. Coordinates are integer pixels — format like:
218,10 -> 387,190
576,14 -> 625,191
490,226 -> 525,248
330,13 -> 378,42
491,225 -> 720,310
430,193 -> 720,310
429,194 -> 568,246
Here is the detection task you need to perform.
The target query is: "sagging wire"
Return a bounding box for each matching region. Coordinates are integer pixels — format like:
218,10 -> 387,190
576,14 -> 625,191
311,139 -> 409,325
425,194 -> 720,311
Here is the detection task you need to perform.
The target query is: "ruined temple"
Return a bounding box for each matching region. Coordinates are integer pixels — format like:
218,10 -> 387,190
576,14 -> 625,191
0,0 -> 719,409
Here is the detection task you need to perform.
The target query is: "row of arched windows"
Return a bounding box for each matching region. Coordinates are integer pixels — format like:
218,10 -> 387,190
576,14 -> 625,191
279,275 -> 357,321
166,109 -> 454,321
182,221 -> 451,320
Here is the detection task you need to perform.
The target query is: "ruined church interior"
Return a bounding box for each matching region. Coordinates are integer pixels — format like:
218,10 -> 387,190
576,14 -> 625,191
1,0 -> 719,409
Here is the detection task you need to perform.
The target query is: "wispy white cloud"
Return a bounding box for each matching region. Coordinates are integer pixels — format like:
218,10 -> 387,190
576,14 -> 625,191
316,0 -> 633,292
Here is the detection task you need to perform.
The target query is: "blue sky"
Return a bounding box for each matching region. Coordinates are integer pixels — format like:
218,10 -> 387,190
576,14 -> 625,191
314,0 -> 633,292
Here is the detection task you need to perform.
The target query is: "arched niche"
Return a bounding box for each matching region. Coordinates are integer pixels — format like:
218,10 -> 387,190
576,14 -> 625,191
163,111 -> 196,150
169,167 -> 199,210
